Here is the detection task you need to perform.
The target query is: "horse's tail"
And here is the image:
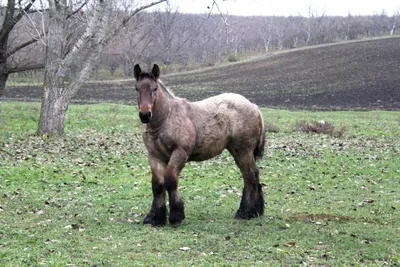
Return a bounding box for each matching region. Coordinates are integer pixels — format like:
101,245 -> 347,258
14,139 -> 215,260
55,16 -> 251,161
254,109 -> 266,161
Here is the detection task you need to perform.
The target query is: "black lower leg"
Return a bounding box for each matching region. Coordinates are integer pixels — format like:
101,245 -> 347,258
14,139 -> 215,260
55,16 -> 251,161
165,176 -> 185,226
168,191 -> 185,226
235,169 -> 264,219
235,183 -> 264,219
144,181 -> 167,226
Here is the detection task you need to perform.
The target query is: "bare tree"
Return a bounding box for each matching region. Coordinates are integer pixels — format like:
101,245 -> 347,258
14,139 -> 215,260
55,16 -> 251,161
118,13 -> 155,76
380,10 -> 400,36
193,16 -> 214,66
99,51 -> 121,76
275,22 -> 286,50
0,0 -> 44,96
153,2 -> 180,68
175,15 -> 198,69
301,6 -> 325,45
211,17 -> 227,63
258,17 -> 274,53
37,0 -> 166,136
341,13 -> 355,40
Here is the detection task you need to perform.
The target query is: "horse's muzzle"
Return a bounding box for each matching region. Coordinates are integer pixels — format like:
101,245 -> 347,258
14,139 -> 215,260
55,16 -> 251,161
139,111 -> 152,123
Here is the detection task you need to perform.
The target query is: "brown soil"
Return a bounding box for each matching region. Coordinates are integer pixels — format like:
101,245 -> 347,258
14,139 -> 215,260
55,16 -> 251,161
2,37 -> 400,110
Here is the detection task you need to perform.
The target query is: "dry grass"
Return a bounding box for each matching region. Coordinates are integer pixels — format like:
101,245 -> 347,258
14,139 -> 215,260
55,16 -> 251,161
296,120 -> 335,135
265,122 -> 280,133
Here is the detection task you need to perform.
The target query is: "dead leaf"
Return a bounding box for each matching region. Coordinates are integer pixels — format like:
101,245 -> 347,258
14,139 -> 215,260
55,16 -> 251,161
71,223 -> 82,229
36,209 -> 44,215
284,242 -> 296,247
98,138 -> 105,146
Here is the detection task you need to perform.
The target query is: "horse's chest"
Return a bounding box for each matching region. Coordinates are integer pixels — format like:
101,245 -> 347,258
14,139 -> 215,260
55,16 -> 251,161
143,132 -> 173,161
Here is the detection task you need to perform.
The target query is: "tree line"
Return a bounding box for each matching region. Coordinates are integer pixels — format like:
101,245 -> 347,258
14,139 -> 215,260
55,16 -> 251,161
103,6 -> 400,74
3,2 -> 400,79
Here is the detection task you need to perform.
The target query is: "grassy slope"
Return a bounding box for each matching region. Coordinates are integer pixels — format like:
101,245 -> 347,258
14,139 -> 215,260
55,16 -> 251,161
1,102 -> 399,265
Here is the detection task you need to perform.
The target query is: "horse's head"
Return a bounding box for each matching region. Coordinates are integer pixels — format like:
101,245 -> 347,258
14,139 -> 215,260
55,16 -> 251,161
134,64 -> 160,123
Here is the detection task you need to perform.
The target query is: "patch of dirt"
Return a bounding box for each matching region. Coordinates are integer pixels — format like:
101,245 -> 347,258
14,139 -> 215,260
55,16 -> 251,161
2,37 -> 400,110
289,212 -> 386,225
1,81 -> 138,105
165,37 -> 400,110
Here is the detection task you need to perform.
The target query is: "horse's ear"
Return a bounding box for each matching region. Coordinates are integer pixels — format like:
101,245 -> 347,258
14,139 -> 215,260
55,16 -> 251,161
152,64 -> 160,80
134,64 -> 141,81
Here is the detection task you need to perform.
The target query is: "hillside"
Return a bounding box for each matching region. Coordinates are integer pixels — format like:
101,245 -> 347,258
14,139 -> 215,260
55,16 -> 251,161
165,37 -> 400,109
2,37 -> 400,110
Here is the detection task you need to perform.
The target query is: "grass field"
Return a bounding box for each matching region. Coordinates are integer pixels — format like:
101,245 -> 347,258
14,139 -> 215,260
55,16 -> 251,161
1,102 -> 399,266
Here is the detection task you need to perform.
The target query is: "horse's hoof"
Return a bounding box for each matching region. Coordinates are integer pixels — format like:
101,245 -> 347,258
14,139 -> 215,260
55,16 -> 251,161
234,209 -> 261,220
235,211 -> 250,220
170,220 -> 183,228
143,214 -> 166,226
169,212 -> 185,227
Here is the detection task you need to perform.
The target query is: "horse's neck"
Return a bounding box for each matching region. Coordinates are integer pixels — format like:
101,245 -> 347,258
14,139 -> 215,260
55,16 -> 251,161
149,89 -> 172,129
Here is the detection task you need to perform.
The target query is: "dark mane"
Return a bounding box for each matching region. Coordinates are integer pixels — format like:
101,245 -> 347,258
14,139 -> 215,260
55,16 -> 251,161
158,79 -> 175,98
138,72 -> 157,81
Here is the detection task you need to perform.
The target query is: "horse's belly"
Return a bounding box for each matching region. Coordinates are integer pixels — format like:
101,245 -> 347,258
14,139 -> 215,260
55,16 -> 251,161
189,151 -> 224,161
189,138 -> 227,161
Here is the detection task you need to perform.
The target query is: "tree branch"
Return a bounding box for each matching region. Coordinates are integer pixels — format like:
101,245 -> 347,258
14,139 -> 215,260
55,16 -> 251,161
0,0 -> 37,43
6,37 -> 41,57
8,63 -> 44,73
66,0 -> 88,20
102,0 -> 167,46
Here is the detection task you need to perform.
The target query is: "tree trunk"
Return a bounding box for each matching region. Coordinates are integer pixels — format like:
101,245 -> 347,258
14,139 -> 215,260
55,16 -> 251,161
0,33 -> 9,97
37,0 -> 68,136
0,64 -> 9,97
37,86 -> 70,136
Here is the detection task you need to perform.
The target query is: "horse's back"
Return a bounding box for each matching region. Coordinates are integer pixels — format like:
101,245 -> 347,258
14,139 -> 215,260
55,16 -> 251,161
189,93 -> 262,160
194,93 -> 258,114
194,93 -> 260,130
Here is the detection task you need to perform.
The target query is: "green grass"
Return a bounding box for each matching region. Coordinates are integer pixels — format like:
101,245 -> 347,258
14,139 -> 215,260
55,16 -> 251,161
1,102 -> 399,266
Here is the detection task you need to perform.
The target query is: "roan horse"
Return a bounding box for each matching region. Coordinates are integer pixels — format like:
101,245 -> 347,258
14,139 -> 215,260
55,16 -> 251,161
134,64 -> 266,226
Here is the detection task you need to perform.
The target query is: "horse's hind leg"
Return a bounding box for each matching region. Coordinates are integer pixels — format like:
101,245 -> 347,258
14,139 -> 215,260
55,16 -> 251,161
144,157 -> 167,226
230,150 -> 264,219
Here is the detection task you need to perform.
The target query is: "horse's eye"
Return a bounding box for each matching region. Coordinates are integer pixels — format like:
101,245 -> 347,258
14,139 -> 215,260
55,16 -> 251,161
153,87 -> 158,92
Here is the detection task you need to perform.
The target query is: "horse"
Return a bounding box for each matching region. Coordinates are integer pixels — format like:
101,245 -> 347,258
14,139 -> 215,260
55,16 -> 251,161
134,64 -> 266,226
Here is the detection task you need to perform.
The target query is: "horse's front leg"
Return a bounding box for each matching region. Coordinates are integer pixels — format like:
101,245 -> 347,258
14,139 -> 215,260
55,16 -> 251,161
165,148 -> 188,226
144,157 -> 167,226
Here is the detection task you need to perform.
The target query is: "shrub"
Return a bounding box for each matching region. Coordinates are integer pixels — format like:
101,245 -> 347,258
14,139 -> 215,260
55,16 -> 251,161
206,60 -> 216,67
228,54 -> 239,62
297,120 -> 335,135
265,123 -> 280,133
337,125 -> 347,138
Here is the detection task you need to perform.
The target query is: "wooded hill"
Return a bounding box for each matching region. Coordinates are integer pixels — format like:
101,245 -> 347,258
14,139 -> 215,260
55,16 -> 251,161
4,7 -> 400,76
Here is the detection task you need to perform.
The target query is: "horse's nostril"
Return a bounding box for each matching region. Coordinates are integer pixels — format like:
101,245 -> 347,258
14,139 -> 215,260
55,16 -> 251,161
139,111 -> 152,123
